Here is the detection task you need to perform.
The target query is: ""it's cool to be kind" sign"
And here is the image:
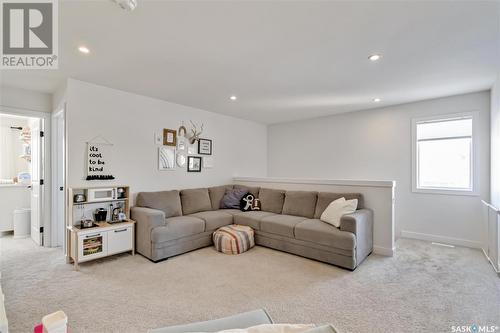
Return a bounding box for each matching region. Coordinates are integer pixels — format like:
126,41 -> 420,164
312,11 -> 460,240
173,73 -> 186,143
86,143 -> 114,180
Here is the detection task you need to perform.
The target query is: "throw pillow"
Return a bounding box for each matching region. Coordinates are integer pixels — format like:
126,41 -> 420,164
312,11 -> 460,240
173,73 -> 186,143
320,197 -> 358,228
220,189 -> 248,209
240,193 -> 255,211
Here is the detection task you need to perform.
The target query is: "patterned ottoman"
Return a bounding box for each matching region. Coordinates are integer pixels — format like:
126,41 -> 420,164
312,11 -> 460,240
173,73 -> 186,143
213,224 -> 255,255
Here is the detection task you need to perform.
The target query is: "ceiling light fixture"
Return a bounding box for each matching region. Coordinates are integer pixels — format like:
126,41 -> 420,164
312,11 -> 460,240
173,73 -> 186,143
229,96 -> 237,101
368,54 -> 382,62
78,46 -> 90,54
373,98 -> 381,103
112,0 -> 137,11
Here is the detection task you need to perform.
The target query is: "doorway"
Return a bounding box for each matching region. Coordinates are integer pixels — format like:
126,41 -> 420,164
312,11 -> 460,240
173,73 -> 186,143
0,112 -> 45,245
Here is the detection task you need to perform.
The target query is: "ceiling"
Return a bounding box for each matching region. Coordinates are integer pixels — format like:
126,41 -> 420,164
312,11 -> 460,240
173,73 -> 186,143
1,0 -> 498,124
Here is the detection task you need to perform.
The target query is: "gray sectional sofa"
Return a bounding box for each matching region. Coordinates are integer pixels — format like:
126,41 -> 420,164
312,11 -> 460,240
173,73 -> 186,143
131,185 -> 373,270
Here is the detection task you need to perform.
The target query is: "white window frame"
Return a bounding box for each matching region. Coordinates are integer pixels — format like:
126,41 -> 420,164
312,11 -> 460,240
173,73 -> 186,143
411,111 -> 479,196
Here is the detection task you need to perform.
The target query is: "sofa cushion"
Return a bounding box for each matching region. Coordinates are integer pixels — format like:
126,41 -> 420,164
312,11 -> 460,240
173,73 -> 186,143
216,209 -> 242,216
181,188 -> 212,215
190,210 -> 233,231
294,219 -> 356,250
282,191 -> 318,218
258,188 -> 285,214
234,185 -> 260,197
233,211 -> 276,230
314,192 -> 363,219
220,188 -> 248,209
135,190 -> 182,218
151,216 -> 205,243
208,185 -> 233,210
260,214 -> 308,238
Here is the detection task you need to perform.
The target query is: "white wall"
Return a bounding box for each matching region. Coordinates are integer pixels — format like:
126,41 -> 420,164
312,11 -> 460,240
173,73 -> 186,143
490,5 -> 500,208
492,82 -> 500,207
0,86 -> 52,113
65,79 -> 267,197
268,91 -> 490,248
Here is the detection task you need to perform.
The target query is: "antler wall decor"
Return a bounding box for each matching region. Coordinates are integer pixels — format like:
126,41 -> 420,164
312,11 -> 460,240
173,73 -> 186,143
188,120 -> 204,144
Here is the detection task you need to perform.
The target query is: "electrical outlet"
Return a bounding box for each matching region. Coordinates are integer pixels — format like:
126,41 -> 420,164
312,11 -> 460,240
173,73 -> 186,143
154,132 -> 162,145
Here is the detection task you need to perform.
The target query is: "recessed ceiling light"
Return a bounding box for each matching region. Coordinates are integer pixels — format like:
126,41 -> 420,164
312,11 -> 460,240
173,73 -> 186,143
78,46 -> 90,54
229,95 -> 237,101
368,54 -> 382,61
373,98 -> 381,103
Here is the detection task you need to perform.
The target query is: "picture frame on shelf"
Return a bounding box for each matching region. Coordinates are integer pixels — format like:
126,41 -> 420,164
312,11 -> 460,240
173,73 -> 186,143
198,138 -> 212,155
187,156 -> 202,172
158,147 -> 176,171
163,129 -> 177,146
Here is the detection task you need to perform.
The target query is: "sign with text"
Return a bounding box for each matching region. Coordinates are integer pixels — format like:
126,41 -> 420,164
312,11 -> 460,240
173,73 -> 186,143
87,143 -> 114,180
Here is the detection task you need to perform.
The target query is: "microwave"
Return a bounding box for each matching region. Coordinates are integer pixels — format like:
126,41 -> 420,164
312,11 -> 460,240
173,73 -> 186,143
86,188 -> 117,202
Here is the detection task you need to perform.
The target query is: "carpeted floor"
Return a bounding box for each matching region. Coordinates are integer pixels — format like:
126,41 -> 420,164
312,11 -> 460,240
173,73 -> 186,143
0,236 -> 499,333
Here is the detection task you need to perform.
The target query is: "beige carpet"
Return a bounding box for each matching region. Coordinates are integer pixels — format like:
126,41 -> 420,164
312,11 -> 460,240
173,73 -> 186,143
0,236 -> 499,333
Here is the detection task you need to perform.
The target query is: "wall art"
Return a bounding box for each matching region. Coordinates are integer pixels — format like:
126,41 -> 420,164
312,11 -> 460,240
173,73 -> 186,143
163,129 -> 177,146
187,156 -> 202,172
86,137 -> 114,180
159,147 -> 176,171
198,138 -> 212,155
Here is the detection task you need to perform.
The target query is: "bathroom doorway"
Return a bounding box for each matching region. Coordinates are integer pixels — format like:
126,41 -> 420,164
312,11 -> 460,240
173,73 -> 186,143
0,111 -> 46,246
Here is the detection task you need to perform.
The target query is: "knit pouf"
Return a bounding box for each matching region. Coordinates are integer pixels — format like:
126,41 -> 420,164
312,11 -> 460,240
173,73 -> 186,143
213,224 -> 255,255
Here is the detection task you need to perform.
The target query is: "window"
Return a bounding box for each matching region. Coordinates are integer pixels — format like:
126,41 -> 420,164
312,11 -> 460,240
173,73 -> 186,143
412,113 -> 477,195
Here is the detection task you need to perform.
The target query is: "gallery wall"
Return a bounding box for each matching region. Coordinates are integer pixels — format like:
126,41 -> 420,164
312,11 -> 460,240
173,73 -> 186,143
65,79 -> 267,197
268,91 -> 490,248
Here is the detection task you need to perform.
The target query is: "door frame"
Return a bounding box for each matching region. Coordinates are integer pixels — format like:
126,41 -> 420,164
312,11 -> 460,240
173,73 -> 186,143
0,106 -> 51,246
51,106 -> 66,249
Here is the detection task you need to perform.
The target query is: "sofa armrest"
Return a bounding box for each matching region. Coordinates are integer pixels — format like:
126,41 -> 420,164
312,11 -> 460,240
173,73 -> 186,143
340,209 -> 373,266
131,207 -> 166,259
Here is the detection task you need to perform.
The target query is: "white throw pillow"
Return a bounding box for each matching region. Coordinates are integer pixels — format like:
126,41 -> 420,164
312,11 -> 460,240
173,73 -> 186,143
320,197 -> 358,228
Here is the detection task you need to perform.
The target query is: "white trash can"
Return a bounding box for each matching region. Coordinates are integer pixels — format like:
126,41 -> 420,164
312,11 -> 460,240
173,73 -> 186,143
13,208 -> 31,238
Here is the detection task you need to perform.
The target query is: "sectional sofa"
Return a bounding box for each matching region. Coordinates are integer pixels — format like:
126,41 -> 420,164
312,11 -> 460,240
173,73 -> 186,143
131,185 -> 373,270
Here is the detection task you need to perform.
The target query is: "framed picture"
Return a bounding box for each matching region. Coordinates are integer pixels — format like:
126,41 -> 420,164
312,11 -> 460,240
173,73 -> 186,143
158,147 -> 175,171
163,129 -> 177,146
203,156 -> 214,168
188,143 -> 197,155
187,156 -> 202,172
198,138 -> 212,155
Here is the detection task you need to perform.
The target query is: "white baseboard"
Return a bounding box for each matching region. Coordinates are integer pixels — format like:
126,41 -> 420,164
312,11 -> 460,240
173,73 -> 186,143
373,245 -> 395,256
400,230 -> 482,249
481,248 -> 500,277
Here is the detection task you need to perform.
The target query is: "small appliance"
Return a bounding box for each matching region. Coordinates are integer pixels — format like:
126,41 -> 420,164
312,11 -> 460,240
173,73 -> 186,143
73,194 -> 86,203
87,188 -> 117,202
116,187 -> 126,199
80,219 -> 95,229
94,208 -> 108,222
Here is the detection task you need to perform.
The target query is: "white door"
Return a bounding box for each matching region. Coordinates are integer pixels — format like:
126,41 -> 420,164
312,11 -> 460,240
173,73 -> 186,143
30,118 -> 43,245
